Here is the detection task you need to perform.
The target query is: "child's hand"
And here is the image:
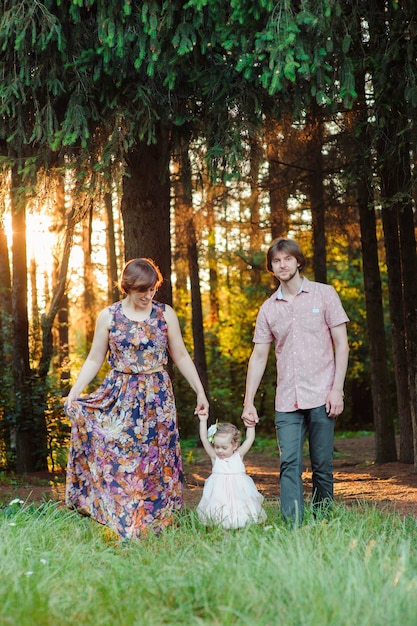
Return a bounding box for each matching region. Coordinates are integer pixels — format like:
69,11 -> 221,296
197,409 -> 209,421
241,404 -> 259,427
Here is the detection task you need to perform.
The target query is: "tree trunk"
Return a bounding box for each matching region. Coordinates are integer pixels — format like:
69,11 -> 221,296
29,258 -> 42,362
83,206 -> 96,349
348,72 -> 398,463
397,178 -> 417,469
58,292 -> 70,397
369,0 -> 414,464
188,239 -> 209,396
305,103 -> 327,284
11,168 -> 48,472
0,215 -> 14,468
357,187 -> 397,462
39,208 -> 76,380
172,137 -> 209,397
104,192 -> 120,303
32,190 -> 76,473
246,134 -> 264,285
205,181 -> 220,332
121,129 -> 172,305
380,203 -> 413,462
56,170 -> 71,396
264,112 -> 290,238
171,143 -> 190,311
377,110 -> 415,464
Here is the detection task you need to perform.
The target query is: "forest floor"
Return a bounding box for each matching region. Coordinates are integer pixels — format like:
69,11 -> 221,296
1,435 -> 416,517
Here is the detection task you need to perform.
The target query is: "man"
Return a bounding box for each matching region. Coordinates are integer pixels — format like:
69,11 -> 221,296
242,238 -> 349,524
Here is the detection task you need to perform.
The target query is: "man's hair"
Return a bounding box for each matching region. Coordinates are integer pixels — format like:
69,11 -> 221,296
119,258 -> 163,294
214,422 -> 242,446
266,238 -> 306,273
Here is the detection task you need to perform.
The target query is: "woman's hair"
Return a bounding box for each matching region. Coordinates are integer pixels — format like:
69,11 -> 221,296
119,258 -> 163,294
214,423 -> 242,446
266,238 -> 306,273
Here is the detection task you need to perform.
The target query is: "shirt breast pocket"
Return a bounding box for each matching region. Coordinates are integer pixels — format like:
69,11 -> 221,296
299,309 -> 323,332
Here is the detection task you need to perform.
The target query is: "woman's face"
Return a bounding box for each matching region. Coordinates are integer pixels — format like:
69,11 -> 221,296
213,433 -> 238,459
128,285 -> 157,308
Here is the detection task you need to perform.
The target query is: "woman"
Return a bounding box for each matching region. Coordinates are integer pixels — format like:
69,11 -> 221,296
65,258 -> 209,539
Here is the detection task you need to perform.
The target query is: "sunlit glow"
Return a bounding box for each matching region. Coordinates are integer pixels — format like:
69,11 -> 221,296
2,203 -> 114,317
3,212 -> 56,265
3,211 -> 58,312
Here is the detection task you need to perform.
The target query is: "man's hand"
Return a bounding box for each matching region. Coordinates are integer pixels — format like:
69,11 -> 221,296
325,389 -> 344,418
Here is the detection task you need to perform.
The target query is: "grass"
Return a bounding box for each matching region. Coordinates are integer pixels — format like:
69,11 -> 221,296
335,430 -> 374,439
0,498 -> 416,626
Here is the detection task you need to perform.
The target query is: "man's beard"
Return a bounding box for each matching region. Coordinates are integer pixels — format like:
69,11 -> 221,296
279,268 -> 299,283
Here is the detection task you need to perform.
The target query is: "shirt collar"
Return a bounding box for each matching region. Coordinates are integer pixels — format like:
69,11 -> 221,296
276,276 -> 308,300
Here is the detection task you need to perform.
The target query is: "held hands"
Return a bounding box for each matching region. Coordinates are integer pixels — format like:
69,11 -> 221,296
194,392 -> 209,420
241,403 -> 259,427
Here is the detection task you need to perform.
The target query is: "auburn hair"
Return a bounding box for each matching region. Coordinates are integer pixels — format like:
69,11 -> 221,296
119,258 -> 163,294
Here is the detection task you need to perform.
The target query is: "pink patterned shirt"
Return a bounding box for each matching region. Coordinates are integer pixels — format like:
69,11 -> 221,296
253,277 -> 349,412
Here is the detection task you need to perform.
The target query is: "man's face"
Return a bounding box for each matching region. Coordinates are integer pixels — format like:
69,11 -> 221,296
270,251 -> 299,283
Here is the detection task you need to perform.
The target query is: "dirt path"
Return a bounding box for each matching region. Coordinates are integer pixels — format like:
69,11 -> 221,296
184,435 -> 417,516
1,436 -> 416,517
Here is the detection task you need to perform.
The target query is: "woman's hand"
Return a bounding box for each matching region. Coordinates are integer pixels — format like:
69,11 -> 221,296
195,392 -> 209,419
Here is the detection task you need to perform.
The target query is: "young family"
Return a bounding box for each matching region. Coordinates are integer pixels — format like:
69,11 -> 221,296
65,238 -> 349,538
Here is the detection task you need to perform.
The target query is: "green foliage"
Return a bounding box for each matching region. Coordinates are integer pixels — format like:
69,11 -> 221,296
43,389 -> 71,473
0,0 -> 360,181
2,0 -> 417,182
231,0 -> 359,110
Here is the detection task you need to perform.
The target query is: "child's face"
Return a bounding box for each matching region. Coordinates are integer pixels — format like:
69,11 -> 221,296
213,433 -> 238,459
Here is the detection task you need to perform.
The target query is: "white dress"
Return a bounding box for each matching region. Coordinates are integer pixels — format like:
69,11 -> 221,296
197,451 -> 267,529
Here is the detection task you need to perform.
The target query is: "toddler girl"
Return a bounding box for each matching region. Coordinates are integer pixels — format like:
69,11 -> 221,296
197,417 -> 266,529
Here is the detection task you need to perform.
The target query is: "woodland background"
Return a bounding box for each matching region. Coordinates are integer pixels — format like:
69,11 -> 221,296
0,1 -> 416,475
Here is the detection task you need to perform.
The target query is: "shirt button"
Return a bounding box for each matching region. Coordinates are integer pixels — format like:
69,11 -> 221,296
294,403 -> 298,408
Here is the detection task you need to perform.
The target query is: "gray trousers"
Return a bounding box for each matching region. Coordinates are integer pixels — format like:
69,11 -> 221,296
275,405 -> 334,524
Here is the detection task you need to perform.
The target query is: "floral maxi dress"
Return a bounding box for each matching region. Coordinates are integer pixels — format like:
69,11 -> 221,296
65,301 -> 183,539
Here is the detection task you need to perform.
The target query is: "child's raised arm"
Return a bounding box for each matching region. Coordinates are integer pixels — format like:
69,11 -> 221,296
199,416 -> 216,461
238,426 -> 256,459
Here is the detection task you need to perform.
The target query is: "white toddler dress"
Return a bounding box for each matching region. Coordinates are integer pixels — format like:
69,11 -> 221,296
197,451 -> 267,529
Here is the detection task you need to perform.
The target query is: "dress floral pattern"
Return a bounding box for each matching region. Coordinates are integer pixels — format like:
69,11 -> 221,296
65,301 -> 183,539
